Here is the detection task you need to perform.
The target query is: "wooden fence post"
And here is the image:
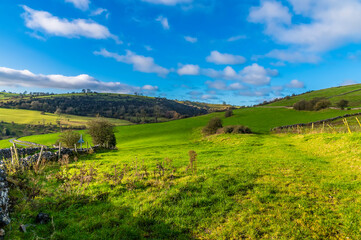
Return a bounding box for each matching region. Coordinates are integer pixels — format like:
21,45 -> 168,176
36,146 -> 44,166
58,142 -> 62,160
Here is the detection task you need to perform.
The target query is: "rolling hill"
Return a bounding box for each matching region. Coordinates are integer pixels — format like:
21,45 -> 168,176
268,84 -> 361,107
0,92 -> 213,123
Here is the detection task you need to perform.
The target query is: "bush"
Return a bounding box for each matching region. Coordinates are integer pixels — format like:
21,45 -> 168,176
59,131 -> 80,148
222,125 -> 252,134
314,99 -> 331,111
337,99 -> 349,110
225,109 -> 233,118
202,117 -> 223,135
293,98 -> 331,111
87,118 -> 116,148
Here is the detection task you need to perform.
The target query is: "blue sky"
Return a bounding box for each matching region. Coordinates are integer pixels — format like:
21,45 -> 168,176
1,0 -> 361,105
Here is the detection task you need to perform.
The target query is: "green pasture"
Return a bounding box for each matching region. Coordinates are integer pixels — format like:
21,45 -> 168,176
0,108 -> 131,127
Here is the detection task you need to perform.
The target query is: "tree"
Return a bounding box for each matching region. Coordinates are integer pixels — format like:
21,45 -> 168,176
54,108 -> 62,115
58,131 -> 80,148
2,128 -> 9,136
337,99 -> 349,110
314,99 -> 331,111
87,118 -> 116,148
202,117 -> 223,135
225,109 -> 233,118
154,105 -> 161,123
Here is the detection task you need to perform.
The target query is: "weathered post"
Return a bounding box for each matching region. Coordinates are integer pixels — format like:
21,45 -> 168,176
58,142 -> 62,161
36,146 -> 44,166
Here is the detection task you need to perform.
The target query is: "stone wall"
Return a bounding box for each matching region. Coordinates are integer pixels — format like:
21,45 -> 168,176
272,112 -> 361,131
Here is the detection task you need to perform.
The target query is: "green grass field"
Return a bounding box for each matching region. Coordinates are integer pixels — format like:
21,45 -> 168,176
4,106 -> 361,239
0,108 -> 131,127
14,107 -> 361,148
268,84 -> 361,107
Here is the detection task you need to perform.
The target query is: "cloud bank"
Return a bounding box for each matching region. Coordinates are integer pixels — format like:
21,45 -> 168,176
0,67 -> 157,94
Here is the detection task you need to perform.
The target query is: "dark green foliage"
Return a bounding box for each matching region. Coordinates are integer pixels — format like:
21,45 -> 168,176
225,109 -> 233,118
59,131 -> 81,148
87,118 -> 116,148
222,125 -> 252,134
337,99 -> 349,110
314,99 -> 332,111
293,98 -> 331,111
202,117 -> 223,135
0,93 -> 208,123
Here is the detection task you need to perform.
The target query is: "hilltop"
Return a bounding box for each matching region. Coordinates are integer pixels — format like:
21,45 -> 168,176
0,92 -> 214,124
267,84 -> 361,107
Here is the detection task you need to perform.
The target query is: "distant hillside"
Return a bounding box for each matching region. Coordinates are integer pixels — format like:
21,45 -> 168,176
177,100 -> 236,111
267,84 -> 361,107
0,93 -> 208,123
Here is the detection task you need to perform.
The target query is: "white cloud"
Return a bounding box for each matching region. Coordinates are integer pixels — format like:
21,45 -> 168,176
142,85 -> 159,91
206,80 -> 246,90
249,0 -> 361,53
144,45 -> 153,51
286,79 -> 305,88
91,8 -> 110,19
227,35 -> 246,42
0,67 -> 158,94
177,64 -> 200,75
21,6 -> 120,43
142,0 -> 192,6
240,63 -> 271,85
266,49 -> 321,64
65,0 -> 90,11
340,79 -> 358,86
156,16 -> 170,30
184,36 -> 198,43
206,51 -> 246,65
94,48 -> 169,77
248,1 -> 291,31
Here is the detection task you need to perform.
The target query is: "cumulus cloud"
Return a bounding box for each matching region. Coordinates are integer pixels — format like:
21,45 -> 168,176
206,51 -> 246,65
0,67 -> 158,94
156,16 -> 170,30
21,6 -> 120,43
94,48 -> 169,77
65,0 -> 90,11
286,79 -> 305,88
142,0 -> 192,6
249,0 -> 361,56
177,64 -> 200,75
206,80 -> 246,90
184,36 -> 198,43
240,63 -> 272,85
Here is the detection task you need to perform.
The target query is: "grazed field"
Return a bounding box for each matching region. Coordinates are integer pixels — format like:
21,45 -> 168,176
0,108 -> 131,127
4,107 -> 361,239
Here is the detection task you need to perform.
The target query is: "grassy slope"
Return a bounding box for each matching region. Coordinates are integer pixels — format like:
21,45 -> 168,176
15,107 -> 361,149
0,108 -> 131,127
6,107 -> 361,239
7,131 -> 361,239
268,84 -> 361,107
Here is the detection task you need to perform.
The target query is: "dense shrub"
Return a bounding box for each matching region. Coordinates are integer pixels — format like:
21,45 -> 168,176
314,99 -> 331,111
202,117 -> 223,135
59,130 -> 81,148
225,109 -> 233,118
337,99 -> 349,110
87,118 -> 116,148
222,125 -> 252,134
293,98 -> 331,111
